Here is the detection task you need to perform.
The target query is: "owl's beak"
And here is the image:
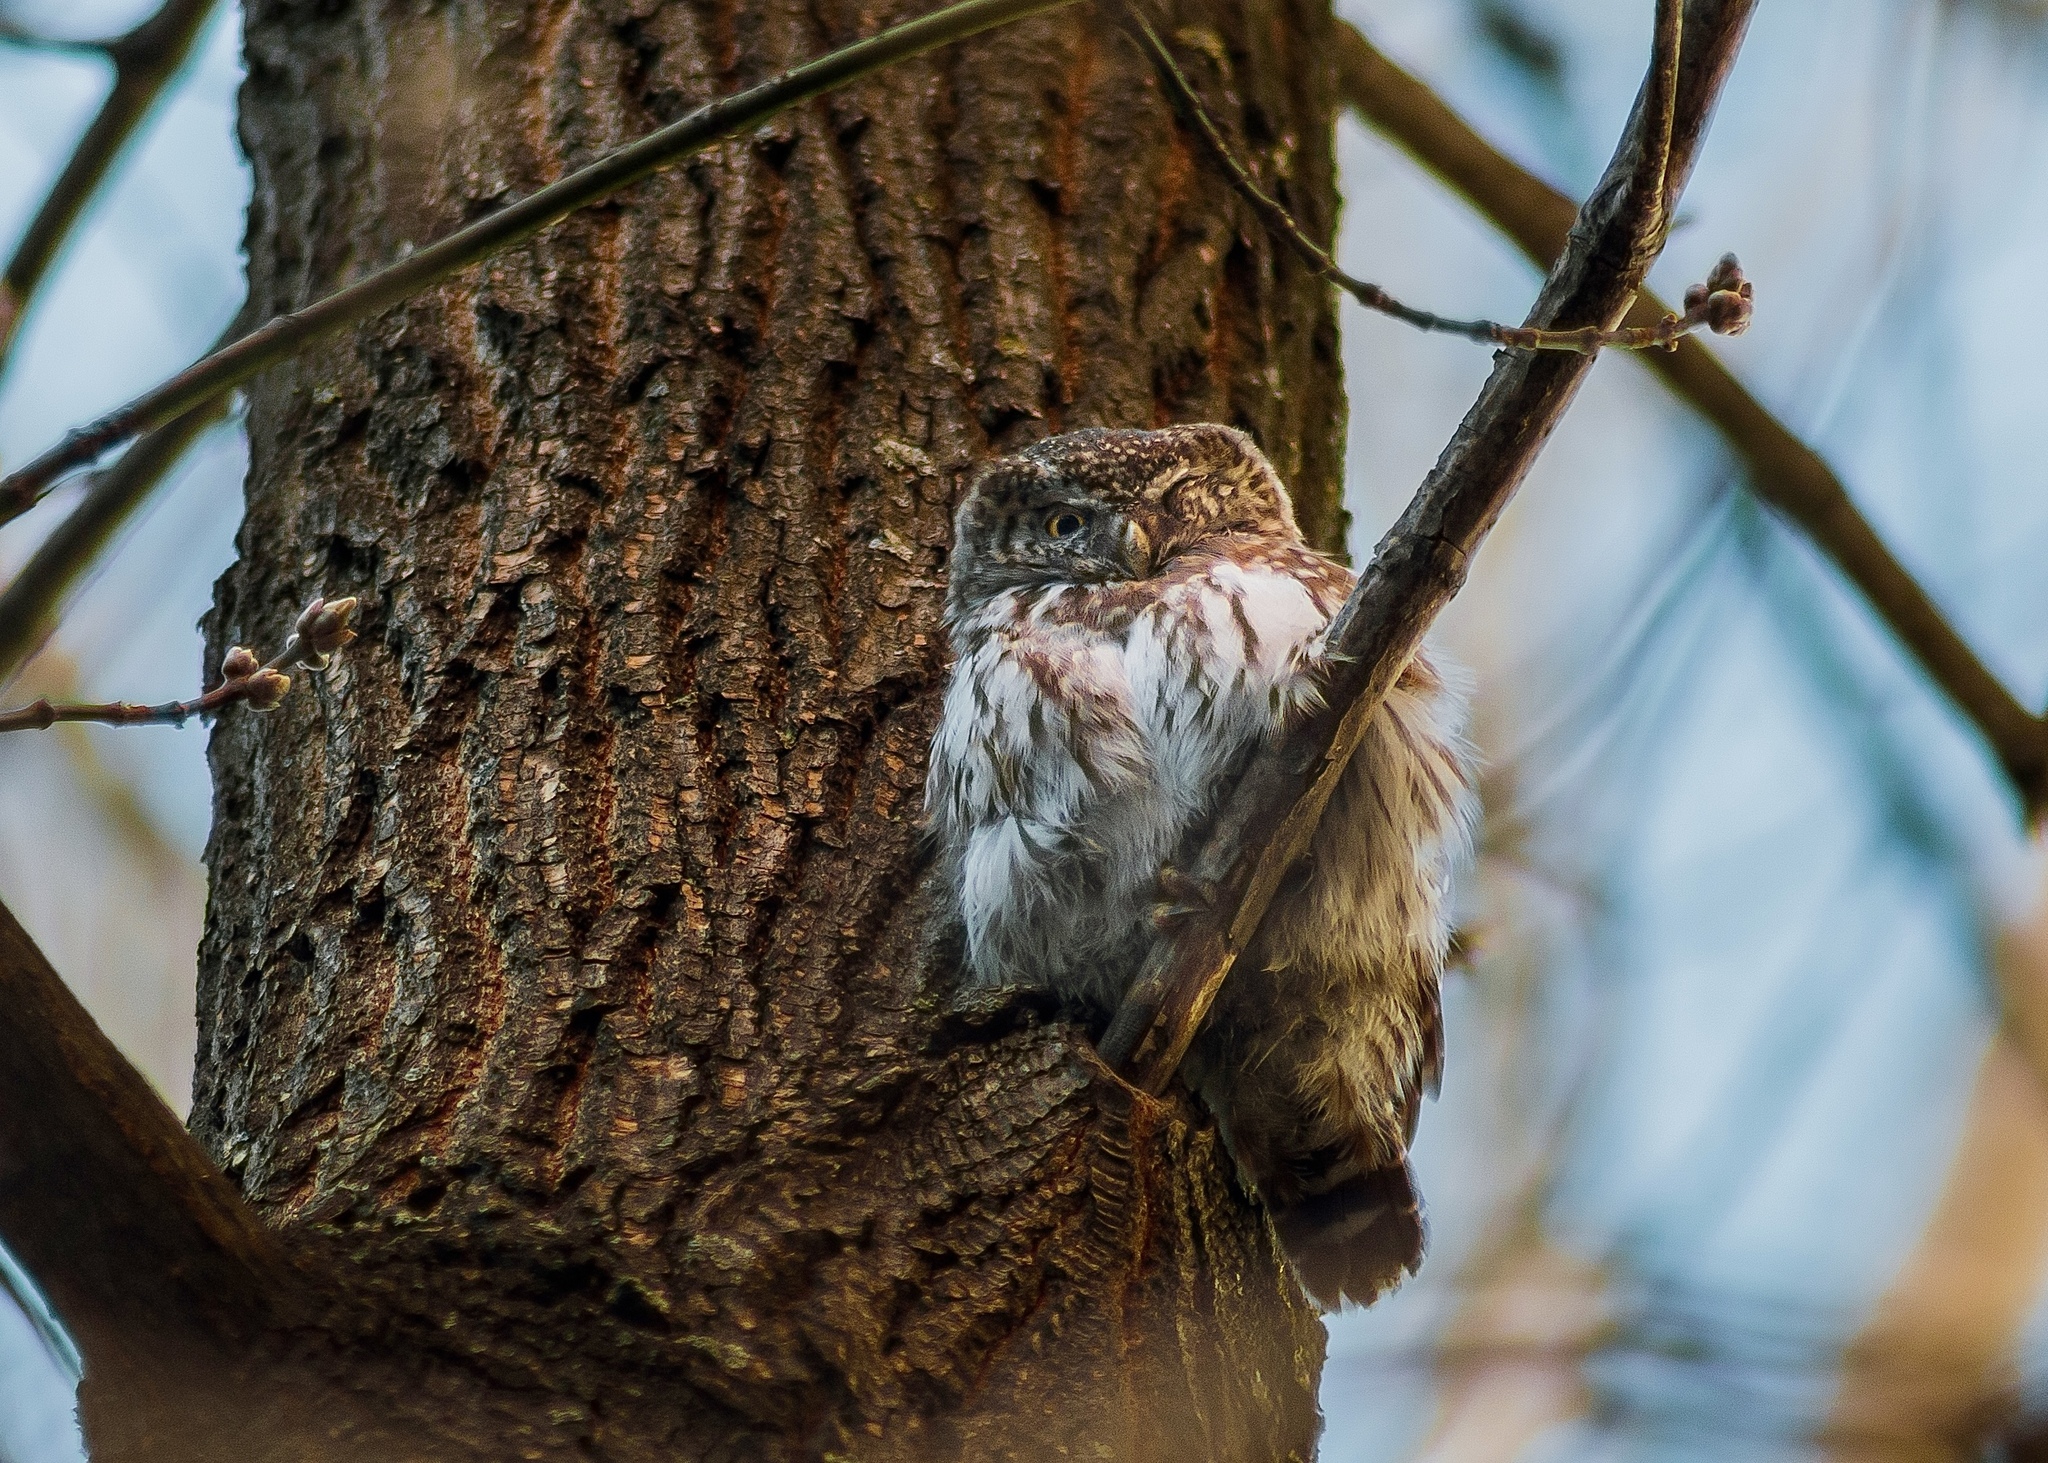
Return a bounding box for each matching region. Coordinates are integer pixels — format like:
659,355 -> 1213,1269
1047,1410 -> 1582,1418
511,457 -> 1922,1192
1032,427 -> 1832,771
1120,519 -> 1155,578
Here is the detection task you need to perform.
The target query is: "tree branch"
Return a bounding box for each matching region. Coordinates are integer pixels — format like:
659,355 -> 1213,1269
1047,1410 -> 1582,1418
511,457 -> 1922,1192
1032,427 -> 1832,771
1101,0 -> 1758,1089
0,896 -> 298,1426
0,897 -> 429,1459
0,0 -> 219,370
0,20 -> 119,57
0,593 -> 355,732
0,0 -> 1085,526
1332,19 -> 2048,822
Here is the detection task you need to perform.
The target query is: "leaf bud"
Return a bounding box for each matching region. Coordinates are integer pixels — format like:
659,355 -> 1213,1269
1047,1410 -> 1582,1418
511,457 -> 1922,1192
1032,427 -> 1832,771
243,669 -> 292,711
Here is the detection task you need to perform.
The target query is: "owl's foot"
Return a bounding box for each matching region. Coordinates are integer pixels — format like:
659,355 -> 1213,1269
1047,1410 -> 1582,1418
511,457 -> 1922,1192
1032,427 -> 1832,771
1151,864 -> 1220,929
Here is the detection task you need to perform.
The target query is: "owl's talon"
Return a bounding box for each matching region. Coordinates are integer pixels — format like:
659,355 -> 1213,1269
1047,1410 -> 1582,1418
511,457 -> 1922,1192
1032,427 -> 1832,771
1155,865 -> 1219,911
1151,901 -> 1199,930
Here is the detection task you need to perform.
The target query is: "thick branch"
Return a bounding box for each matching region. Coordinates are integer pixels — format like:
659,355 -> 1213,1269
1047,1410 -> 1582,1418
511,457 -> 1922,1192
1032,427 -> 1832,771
0,898 -> 294,1413
1332,19 -> 2048,821
0,0 -> 1083,525
1103,0 -> 1757,1088
0,899 -> 430,1460
0,0 -> 218,369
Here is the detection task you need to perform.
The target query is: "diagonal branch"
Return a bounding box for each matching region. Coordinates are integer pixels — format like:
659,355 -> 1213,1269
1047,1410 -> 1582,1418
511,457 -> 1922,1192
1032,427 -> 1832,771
1331,20 -> 2048,822
0,0 -> 219,370
0,897 -> 300,1418
1101,0 -> 1758,1090
0,897 -> 428,1456
0,0 -> 1085,527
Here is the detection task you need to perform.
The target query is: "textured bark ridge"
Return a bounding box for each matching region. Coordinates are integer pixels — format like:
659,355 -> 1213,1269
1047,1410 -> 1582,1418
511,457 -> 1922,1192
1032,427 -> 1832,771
199,0 -> 1344,1453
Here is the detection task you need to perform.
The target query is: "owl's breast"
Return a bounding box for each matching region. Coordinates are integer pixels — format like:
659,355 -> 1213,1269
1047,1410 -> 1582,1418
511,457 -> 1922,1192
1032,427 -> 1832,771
1114,546 -> 1347,790
927,544 -> 1355,997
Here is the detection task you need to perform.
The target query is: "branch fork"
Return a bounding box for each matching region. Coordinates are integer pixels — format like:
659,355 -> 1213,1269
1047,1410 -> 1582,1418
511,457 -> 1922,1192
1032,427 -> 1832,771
1119,0 -> 1743,360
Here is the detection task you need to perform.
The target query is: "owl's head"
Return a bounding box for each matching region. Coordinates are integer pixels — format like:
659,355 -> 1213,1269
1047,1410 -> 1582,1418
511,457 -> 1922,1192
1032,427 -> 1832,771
945,424 -> 1302,617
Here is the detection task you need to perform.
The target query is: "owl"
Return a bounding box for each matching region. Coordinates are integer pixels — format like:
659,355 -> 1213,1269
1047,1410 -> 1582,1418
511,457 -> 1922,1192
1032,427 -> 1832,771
925,424 -> 1471,1309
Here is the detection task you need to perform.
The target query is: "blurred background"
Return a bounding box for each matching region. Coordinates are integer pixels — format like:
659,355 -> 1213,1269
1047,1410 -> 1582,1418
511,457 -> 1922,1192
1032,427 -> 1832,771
1,1 -> 2046,1459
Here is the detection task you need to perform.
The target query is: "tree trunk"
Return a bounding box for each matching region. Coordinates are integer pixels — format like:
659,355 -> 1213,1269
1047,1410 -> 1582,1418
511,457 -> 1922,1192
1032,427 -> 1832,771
192,0 -> 1347,1454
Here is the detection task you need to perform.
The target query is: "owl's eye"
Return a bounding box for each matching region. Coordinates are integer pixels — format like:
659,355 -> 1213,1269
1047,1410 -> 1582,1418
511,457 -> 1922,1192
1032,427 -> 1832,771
1044,510 -> 1087,539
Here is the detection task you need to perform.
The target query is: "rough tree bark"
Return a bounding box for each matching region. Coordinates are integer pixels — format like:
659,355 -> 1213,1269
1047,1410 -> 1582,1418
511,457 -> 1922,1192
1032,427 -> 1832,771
189,0 -> 1346,1455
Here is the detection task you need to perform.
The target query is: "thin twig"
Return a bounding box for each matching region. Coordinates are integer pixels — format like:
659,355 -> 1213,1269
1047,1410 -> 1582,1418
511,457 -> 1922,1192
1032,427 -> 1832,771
0,0 -> 1084,527
1331,19 -> 2048,822
1116,2 -> 1749,358
0,593 -> 355,733
0,0 -> 219,370
1102,0 -> 1758,1091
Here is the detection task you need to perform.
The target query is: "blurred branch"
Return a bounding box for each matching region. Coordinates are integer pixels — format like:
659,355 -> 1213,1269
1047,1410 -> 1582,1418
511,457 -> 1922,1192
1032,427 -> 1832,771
1102,0 -> 1757,1088
0,0 -> 1084,525
0,593 -> 355,733
0,18 -> 120,56
0,399 -> 228,687
1333,20 -> 2048,822
1120,4 -> 1753,355
0,0 -> 219,371
0,393 -> 225,684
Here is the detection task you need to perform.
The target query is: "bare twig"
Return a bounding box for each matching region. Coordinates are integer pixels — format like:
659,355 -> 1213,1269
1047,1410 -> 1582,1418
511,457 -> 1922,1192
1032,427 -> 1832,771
1101,0 -> 1758,1090
1117,2 -> 1750,357
0,593 -> 355,733
1332,19 -> 2048,821
0,400 -> 228,687
0,0 -> 219,369
0,0 -> 1085,526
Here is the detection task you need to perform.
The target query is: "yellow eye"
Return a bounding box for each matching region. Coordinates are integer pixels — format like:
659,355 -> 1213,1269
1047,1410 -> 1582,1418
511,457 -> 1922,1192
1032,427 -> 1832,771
1045,511 -> 1086,539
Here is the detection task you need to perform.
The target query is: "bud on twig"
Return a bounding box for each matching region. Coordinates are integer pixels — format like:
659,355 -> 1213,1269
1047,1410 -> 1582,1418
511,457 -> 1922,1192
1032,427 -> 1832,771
242,669 -> 292,711
0,587 -> 364,734
1685,253 -> 1752,337
291,595 -> 360,668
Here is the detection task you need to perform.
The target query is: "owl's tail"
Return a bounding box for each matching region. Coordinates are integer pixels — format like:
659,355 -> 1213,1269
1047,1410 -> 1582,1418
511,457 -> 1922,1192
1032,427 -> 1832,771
1270,1162 -> 1424,1311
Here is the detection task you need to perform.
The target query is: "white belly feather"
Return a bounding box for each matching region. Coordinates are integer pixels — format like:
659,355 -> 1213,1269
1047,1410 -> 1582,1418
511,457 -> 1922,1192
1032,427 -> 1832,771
928,544 -> 1343,1008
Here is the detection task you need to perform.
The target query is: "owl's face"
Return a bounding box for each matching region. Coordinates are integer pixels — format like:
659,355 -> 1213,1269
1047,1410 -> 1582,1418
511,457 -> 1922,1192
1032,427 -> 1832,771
945,424 -> 1301,618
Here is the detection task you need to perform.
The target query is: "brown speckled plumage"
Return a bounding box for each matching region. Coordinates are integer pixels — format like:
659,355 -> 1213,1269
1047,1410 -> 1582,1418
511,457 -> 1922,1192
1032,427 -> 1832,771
928,425 -> 1472,1308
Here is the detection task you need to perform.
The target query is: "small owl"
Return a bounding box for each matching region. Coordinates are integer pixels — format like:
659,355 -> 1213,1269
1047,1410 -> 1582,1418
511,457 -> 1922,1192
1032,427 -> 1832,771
926,424 -> 1471,1308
